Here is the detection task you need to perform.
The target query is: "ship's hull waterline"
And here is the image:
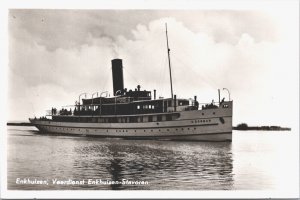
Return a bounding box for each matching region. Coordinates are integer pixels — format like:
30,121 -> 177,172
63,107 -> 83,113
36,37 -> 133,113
30,103 -> 233,142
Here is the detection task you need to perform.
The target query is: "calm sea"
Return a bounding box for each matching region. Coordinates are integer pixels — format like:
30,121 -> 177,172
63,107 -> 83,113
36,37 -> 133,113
6,126 -> 299,191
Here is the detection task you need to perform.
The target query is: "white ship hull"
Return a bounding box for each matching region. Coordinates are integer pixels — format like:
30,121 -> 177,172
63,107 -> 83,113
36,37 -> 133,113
30,102 -> 233,142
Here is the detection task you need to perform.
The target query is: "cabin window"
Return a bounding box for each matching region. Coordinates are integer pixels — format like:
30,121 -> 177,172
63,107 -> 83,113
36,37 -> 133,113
137,105 -> 140,109
148,115 -> 153,122
130,116 -> 138,123
172,113 -> 180,120
166,114 -> 172,121
157,115 -> 162,122
152,105 -> 155,109
152,115 -> 157,122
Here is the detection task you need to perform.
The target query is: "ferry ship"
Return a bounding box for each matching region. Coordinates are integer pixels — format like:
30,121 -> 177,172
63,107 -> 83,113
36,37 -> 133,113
29,25 -> 233,141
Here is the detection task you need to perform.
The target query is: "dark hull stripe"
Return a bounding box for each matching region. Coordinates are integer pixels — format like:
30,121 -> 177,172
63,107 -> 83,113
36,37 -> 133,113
86,132 -> 232,137
35,130 -> 231,138
33,123 -> 219,130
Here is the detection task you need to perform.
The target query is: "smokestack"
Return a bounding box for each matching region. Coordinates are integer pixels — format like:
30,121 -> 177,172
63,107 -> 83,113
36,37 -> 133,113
154,89 -> 156,100
111,59 -> 124,95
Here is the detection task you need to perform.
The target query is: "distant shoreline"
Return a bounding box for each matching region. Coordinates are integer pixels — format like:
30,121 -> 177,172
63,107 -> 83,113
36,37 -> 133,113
233,126 -> 291,131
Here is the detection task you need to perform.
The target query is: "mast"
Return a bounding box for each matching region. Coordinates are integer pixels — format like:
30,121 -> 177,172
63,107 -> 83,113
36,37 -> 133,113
165,23 -> 174,99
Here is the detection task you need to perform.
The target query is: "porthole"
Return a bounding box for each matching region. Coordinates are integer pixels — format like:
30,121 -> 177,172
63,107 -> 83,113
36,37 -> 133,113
167,129 -> 169,131
151,130 -> 153,132
135,130 -> 136,132
182,128 -> 184,130
194,127 -> 196,130
202,113 -> 204,115
176,128 -> 178,131
144,130 -> 146,132
191,121 -> 193,123
213,112 -> 215,115
188,128 -> 190,130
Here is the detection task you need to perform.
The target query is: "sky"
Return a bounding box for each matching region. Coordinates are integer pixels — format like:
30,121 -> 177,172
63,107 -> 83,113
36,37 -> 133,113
7,7 -> 299,129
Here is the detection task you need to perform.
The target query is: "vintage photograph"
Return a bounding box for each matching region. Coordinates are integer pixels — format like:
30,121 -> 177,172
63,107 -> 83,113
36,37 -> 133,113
1,0 -> 299,198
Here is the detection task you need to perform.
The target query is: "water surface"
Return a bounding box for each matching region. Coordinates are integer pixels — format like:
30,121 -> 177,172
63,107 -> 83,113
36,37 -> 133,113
7,126 -> 298,191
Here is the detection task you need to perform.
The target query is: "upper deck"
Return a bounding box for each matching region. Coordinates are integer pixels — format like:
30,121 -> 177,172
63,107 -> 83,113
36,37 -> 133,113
50,95 -> 197,117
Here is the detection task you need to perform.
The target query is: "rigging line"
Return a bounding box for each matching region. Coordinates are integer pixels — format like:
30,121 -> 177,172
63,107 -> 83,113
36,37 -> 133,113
123,66 -> 140,86
160,57 -> 168,98
100,66 -> 110,93
172,46 -> 218,88
156,56 -> 168,93
173,47 -> 218,88
172,55 -> 217,89
156,57 -> 165,97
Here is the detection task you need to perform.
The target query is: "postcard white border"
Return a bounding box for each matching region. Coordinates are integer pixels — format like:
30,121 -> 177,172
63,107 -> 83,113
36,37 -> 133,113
0,0 -> 299,199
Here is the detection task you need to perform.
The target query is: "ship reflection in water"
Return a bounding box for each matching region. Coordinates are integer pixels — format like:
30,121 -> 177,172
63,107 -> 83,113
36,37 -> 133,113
72,139 -> 233,190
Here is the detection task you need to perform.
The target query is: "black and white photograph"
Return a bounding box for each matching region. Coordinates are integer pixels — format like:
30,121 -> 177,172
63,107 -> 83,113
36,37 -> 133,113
1,0 -> 299,199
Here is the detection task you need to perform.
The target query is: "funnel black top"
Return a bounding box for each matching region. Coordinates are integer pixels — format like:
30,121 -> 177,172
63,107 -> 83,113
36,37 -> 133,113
111,59 -> 124,95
